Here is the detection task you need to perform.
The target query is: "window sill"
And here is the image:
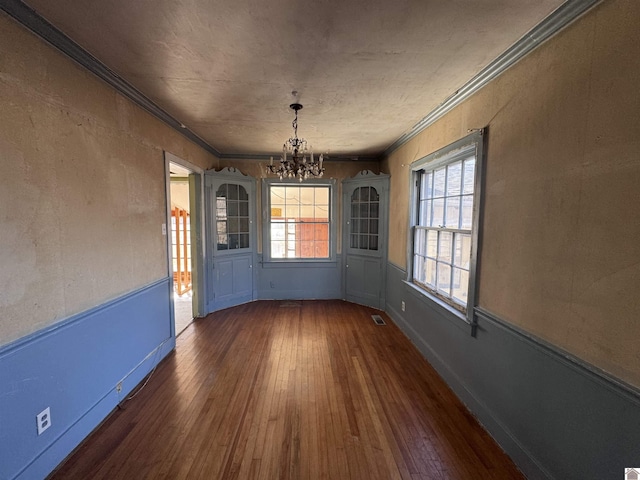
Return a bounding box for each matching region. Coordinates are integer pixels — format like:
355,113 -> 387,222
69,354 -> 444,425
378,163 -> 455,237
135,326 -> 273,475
402,280 -> 475,334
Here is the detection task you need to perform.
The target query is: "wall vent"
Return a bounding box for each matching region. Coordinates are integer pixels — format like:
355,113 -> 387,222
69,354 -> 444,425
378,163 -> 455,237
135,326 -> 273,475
371,314 -> 386,325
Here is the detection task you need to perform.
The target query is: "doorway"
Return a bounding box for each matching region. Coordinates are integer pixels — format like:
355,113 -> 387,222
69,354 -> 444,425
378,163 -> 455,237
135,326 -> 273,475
166,154 -> 205,336
169,171 -> 193,334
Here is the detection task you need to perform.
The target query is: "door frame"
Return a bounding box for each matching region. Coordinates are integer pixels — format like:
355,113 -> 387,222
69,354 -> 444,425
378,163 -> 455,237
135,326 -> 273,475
164,152 -> 206,337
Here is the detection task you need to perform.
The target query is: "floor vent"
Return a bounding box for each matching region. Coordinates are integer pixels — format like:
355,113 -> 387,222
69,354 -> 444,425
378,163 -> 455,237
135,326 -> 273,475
371,314 -> 386,325
280,300 -> 302,308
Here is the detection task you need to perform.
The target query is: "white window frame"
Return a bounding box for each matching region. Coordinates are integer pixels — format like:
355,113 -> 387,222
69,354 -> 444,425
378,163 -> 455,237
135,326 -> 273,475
407,130 -> 484,327
262,178 -> 337,263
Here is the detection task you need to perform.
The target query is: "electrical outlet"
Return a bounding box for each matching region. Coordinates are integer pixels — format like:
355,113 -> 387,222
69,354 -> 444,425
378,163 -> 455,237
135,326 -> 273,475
401,301 -> 406,312
116,382 -> 123,393
36,407 -> 51,435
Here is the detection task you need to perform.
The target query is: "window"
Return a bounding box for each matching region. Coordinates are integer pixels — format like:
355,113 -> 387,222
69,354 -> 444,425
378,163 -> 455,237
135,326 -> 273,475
350,187 -> 380,251
216,183 -> 250,250
266,182 -> 332,260
411,131 -> 483,320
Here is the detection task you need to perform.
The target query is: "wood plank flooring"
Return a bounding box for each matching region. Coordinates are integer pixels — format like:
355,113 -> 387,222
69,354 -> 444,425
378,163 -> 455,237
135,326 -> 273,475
50,300 -> 524,480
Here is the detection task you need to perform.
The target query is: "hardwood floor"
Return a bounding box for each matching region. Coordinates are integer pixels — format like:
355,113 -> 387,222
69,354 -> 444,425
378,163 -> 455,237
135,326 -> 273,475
50,300 -> 524,480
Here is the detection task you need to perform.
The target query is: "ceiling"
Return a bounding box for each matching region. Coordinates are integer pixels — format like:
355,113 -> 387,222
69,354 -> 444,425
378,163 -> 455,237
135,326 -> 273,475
21,0 -> 566,158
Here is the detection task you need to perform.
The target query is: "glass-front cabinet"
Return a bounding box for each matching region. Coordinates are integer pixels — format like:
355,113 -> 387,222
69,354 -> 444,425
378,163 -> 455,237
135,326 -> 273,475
205,168 -> 256,313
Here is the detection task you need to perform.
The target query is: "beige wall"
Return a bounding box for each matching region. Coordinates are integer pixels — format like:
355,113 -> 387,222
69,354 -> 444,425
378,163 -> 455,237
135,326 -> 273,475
382,0 -> 640,387
0,13 -> 378,345
0,15 -> 218,345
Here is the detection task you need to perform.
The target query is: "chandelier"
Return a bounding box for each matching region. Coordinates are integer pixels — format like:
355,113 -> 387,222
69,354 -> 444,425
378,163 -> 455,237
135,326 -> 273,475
267,102 -> 324,181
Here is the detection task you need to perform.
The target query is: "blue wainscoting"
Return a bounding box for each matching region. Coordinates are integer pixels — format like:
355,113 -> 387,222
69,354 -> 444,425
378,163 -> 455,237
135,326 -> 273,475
0,278 -> 174,480
258,255 -> 342,300
385,262 -> 640,480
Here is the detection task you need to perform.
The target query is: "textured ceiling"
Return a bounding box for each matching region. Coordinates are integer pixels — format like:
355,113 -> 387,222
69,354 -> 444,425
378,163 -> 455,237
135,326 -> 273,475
23,0 -> 565,157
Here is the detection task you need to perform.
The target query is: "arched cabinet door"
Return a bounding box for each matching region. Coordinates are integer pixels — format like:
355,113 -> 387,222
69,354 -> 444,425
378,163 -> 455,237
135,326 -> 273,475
342,171 -> 390,310
204,167 -> 256,313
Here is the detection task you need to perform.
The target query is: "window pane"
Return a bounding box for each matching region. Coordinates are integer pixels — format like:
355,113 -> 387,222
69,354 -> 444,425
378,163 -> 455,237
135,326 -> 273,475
315,224 -> 329,241
271,223 -> 285,240
369,219 -> 379,235
423,172 -> 433,199
315,188 -> 329,205
453,233 -> 472,269
216,184 -> 228,198
438,231 -> 453,264
426,230 -> 438,258
444,196 -> 461,229
370,202 -> 379,219
216,196 -> 227,212
284,203 -> 300,218
369,235 -> 378,251
271,186 -> 285,205
446,161 -> 462,196
239,234 -> 249,249
415,228 -> 426,255
437,263 -> 451,296
422,199 -> 432,227
461,195 -> 474,230
370,188 -> 380,202
452,268 -> 469,306
432,198 -> 444,227
350,234 -> 358,248
315,204 -> 329,221
271,240 -> 286,258
228,184 -> 239,200
314,241 -> 329,258
351,203 -> 359,219
238,186 -> 248,200
425,259 -> 437,288
239,201 -> 249,217
227,201 -> 238,217
414,255 -> 425,284
433,168 -> 446,197
359,203 -> 369,218
300,205 -> 314,219
228,234 -> 239,249
299,241 -> 313,258
463,158 -> 476,195
286,186 -> 300,203
300,187 -> 314,204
